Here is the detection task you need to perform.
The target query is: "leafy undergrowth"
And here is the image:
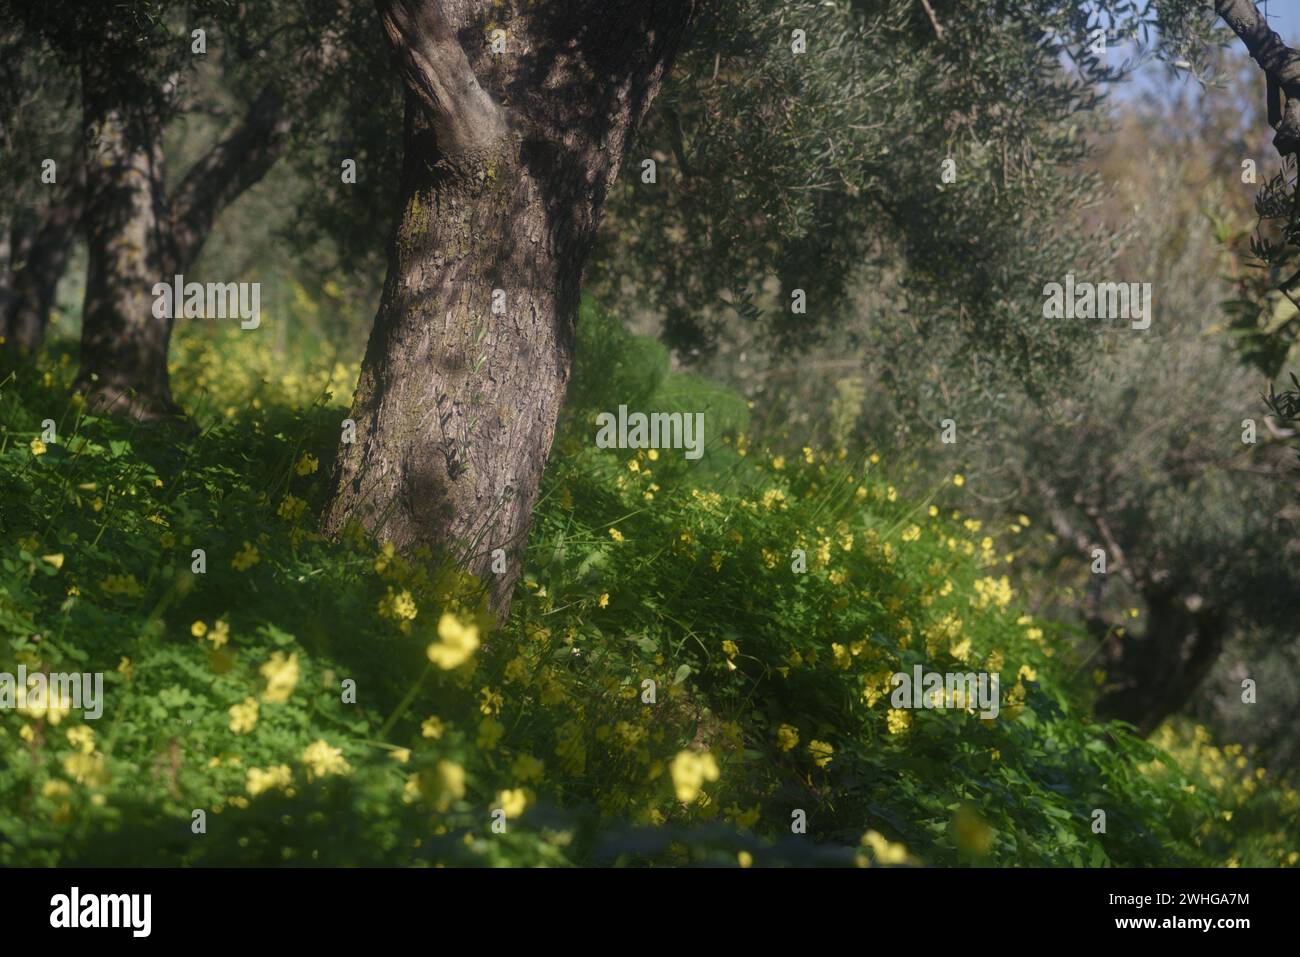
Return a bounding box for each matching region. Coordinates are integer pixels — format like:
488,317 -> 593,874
0,307 -> 1294,866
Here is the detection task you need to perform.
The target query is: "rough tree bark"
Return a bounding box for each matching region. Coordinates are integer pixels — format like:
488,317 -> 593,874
322,0 -> 697,615
75,75 -> 290,421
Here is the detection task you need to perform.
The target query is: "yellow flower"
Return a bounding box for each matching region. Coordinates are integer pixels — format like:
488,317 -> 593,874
647,448 -> 659,461
421,716 -> 445,739
887,709 -> 912,735
952,474 -> 965,487
776,724 -> 800,752
100,574 -> 142,597
378,588 -> 418,623
721,639 -> 739,659
511,754 -> 545,783
295,452 -> 319,476
427,612 -> 480,669
478,686 -> 504,715
191,620 -> 208,638
41,553 -> 64,570
669,750 -> 720,803
247,764 -> 293,797
30,438 -> 48,456
62,751 -> 108,787
66,725 -> 95,754
231,541 -> 260,571
277,494 -> 307,522
598,593 -> 610,609
861,829 -> 911,864
229,697 -> 259,734
209,618 -> 230,648
496,788 -> 528,819
901,524 -> 921,543
608,527 -> 624,543
427,759 -> 465,810
301,739 -> 351,780
771,455 -> 785,470
477,717 -> 505,750
737,851 -> 754,868
808,739 -> 834,768
260,651 -> 299,703
390,748 -> 411,764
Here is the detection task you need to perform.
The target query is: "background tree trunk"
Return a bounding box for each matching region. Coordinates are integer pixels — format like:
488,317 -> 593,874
1095,588 -> 1228,737
75,89 -> 176,419
75,76 -> 289,421
322,0 -> 696,615
4,177 -> 84,354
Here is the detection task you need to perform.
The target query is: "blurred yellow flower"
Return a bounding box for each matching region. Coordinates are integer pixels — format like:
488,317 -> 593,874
301,739 -> 350,780
496,788 -> 528,819
260,652 -> 299,703
670,750 -> 720,803
247,764 -> 292,797
777,724 -> 800,752
231,542 -> 260,571
427,612 -> 480,669
229,697 -> 259,733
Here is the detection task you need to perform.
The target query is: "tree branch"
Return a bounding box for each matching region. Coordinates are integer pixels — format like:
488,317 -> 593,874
1217,0 -> 1300,153
167,83 -> 292,270
375,0 -> 507,158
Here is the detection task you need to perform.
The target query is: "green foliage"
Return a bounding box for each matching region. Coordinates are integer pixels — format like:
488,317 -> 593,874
2,305 -> 1291,867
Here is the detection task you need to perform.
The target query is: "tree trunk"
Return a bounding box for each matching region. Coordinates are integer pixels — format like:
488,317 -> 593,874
75,82 -> 178,419
75,75 -> 288,421
4,179 -> 83,354
322,0 -> 696,615
1095,588 -> 1228,737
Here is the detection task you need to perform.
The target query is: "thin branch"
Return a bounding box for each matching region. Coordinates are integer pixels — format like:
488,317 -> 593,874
917,0 -> 945,42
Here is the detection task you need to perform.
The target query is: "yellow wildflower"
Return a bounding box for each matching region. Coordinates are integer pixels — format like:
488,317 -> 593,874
427,612 -> 480,669
231,542 -> 260,571
301,739 -> 351,780
496,788 -> 528,819
260,652 -> 299,704
777,724 -> 800,752
669,750 -> 720,803
808,740 -> 834,768
229,697 -> 259,733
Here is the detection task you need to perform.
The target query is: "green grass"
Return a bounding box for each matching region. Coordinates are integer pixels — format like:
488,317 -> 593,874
0,304 -> 1294,866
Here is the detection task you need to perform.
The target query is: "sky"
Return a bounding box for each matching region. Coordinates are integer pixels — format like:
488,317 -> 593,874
1261,1 -> 1300,41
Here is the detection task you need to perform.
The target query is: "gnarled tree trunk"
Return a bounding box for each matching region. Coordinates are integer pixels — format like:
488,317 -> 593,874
322,0 -> 696,614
